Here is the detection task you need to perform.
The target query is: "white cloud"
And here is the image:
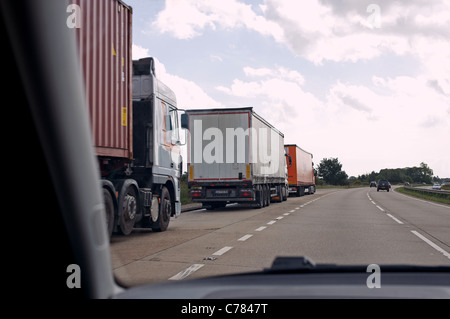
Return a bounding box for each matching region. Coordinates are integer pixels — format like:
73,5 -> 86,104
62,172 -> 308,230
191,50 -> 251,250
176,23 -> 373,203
132,44 -> 223,109
152,58 -> 223,109
210,55 -> 223,63
144,0 -> 450,176
215,65 -> 323,135
132,44 -> 150,60
153,0 -> 450,67
152,0 -> 284,41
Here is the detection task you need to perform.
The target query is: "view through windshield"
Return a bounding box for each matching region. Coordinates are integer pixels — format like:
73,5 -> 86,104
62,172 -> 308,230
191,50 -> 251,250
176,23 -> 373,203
71,0 -> 450,287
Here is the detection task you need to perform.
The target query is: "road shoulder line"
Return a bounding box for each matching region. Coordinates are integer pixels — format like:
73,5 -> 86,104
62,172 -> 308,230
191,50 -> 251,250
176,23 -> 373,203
411,230 -> 450,260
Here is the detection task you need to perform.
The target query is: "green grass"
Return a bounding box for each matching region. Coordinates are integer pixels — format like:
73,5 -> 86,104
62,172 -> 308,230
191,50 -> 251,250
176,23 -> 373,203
443,185 -> 450,191
180,177 -> 193,205
396,187 -> 450,205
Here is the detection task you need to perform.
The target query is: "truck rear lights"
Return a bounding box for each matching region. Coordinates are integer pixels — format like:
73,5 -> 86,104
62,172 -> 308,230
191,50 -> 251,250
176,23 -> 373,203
239,189 -> 253,197
190,190 -> 203,198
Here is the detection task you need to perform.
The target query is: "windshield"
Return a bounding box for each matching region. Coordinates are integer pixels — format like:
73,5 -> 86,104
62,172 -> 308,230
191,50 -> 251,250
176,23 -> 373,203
106,0 -> 450,287
8,0 -> 448,293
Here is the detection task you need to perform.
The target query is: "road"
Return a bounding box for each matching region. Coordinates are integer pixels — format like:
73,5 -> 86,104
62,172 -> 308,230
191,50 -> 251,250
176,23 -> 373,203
110,187 -> 450,285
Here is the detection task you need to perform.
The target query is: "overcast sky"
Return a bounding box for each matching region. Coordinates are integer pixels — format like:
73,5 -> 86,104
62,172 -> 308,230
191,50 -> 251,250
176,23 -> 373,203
126,0 -> 450,178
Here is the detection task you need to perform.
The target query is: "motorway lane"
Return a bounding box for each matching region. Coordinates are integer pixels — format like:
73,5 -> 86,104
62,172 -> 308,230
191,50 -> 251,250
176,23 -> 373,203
110,187 -> 450,286
110,190 -> 333,285
370,187 -> 450,259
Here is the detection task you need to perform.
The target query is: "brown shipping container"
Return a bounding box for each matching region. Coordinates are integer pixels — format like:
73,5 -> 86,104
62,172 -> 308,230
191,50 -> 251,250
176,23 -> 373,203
71,0 -> 133,159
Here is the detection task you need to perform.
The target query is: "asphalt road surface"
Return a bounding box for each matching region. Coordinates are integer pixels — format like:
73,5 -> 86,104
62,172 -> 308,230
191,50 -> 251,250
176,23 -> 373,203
110,187 -> 450,286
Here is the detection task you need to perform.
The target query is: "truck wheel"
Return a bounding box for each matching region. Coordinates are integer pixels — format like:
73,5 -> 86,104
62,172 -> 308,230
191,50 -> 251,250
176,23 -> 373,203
103,188 -> 115,238
119,185 -> 138,236
283,186 -> 288,201
266,185 -> 271,206
263,185 -> 268,207
152,187 -> 171,232
276,185 -> 282,202
254,185 -> 263,209
261,185 -> 266,207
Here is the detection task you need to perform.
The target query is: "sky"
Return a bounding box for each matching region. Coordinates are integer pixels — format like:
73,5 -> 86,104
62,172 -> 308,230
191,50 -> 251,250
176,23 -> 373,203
126,0 -> 450,178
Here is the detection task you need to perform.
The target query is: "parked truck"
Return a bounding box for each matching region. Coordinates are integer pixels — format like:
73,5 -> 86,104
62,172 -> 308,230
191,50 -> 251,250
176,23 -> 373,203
284,144 -> 317,196
72,0 -> 183,236
182,107 -> 288,209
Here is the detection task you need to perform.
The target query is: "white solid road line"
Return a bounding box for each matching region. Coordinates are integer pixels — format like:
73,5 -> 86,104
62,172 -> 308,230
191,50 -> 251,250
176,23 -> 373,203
169,264 -> 204,281
411,231 -> 450,260
213,246 -> 233,256
238,234 -> 253,242
255,226 -> 266,231
386,213 -> 404,224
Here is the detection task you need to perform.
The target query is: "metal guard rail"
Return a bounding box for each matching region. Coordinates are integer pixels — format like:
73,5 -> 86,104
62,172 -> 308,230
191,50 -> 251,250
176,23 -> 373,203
404,186 -> 450,195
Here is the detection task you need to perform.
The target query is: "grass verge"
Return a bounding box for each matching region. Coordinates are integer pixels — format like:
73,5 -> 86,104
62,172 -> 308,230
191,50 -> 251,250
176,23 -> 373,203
396,187 -> 450,205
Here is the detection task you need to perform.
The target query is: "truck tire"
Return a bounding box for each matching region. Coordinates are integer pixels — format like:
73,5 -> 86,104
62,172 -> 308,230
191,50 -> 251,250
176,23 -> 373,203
151,186 -> 171,232
103,188 -> 115,238
254,185 -> 263,209
262,185 -> 269,207
275,185 -> 282,203
118,184 -> 138,236
282,186 -> 287,201
261,185 -> 266,207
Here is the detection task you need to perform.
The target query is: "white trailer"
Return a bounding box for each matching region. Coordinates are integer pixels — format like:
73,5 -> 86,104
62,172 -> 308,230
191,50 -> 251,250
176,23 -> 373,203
181,107 -> 288,209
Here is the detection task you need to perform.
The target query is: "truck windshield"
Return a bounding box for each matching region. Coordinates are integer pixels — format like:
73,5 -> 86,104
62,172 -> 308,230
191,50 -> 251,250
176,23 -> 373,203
169,108 -> 180,144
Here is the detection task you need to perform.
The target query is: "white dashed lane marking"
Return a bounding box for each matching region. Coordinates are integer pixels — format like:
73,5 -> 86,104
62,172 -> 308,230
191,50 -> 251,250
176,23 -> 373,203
169,264 -> 204,281
386,213 -> 403,224
213,246 -> 233,256
238,234 -> 253,242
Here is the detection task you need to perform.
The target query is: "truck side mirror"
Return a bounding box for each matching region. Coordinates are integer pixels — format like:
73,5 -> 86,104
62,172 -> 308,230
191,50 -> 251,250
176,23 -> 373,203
181,113 -> 188,129
285,154 -> 292,168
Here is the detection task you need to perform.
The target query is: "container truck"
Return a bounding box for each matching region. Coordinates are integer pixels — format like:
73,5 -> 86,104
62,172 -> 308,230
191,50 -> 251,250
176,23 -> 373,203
284,144 -> 317,196
72,0 -> 183,236
181,107 -> 288,209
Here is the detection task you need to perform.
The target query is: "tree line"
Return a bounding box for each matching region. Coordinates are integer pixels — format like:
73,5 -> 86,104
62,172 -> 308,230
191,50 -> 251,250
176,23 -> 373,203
317,158 -> 438,186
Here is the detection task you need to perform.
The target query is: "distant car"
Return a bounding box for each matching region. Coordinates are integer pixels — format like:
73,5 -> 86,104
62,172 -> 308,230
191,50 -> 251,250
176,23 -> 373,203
432,183 -> 441,190
404,182 -> 410,186
377,180 -> 390,192
370,181 -> 377,187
